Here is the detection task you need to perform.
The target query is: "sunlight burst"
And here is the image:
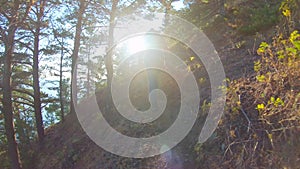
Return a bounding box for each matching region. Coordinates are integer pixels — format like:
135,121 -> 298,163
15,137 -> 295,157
126,36 -> 148,55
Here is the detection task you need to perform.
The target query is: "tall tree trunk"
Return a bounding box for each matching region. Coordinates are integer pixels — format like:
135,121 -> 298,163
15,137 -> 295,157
1,1 -> 32,168
32,0 -> 45,143
3,25 -> 22,169
70,0 -> 86,113
60,37 -> 65,121
33,27 -> 44,143
105,0 -> 118,89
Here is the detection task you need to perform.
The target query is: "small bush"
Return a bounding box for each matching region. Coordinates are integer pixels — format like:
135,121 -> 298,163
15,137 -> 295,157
224,30 -> 299,168
195,30 -> 300,168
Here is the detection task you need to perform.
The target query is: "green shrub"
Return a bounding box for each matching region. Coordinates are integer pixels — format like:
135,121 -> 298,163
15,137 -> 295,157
238,2 -> 281,34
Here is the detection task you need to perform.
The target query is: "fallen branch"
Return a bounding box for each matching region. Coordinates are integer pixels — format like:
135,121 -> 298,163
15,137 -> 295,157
239,94 -> 252,133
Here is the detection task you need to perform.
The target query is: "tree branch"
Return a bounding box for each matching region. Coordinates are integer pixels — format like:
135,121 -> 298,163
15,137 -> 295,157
12,88 -> 34,98
239,94 -> 252,133
12,100 -> 34,108
14,39 -> 34,52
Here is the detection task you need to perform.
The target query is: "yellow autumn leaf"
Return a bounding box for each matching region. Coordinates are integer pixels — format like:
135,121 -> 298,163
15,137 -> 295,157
257,104 -> 265,110
268,133 -> 272,140
230,130 -> 236,138
198,77 -> 205,84
187,65 -> 191,72
190,56 -> 195,61
282,9 -> 291,17
253,133 -> 258,139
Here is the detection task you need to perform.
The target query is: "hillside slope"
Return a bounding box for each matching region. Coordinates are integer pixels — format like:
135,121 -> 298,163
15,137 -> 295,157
33,25 -> 260,169
34,3 -> 300,168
